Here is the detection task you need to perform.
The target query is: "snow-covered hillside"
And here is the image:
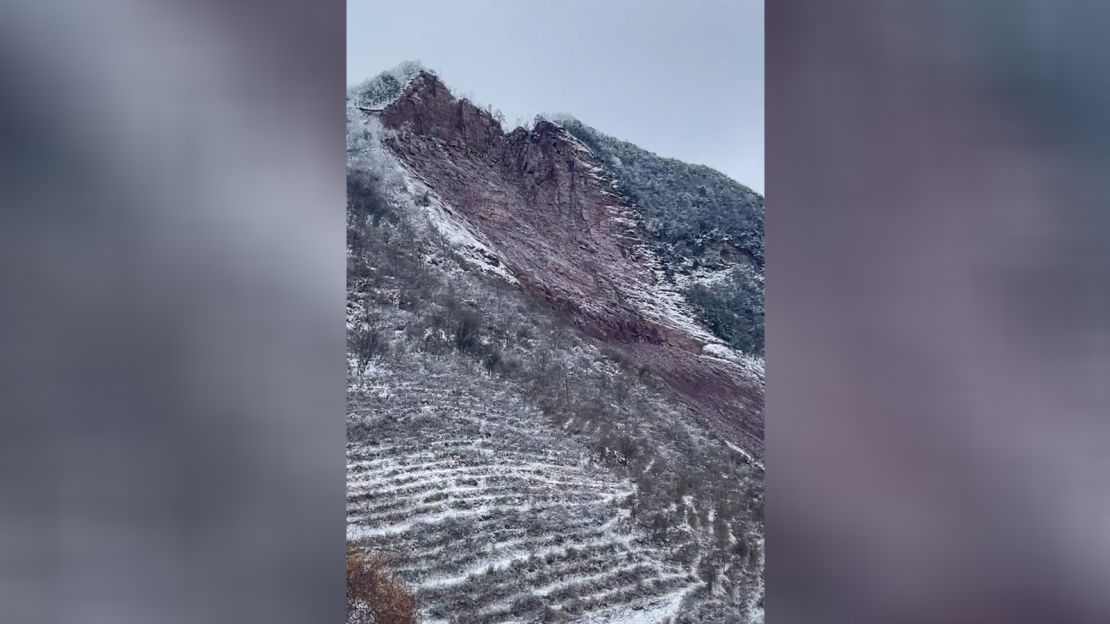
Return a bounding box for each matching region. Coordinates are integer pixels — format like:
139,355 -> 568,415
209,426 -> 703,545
346,66 -> 763,624
348,353 -> 700,622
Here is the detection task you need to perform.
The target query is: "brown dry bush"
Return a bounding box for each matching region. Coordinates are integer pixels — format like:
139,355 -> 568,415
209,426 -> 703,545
347,547 -> 417,624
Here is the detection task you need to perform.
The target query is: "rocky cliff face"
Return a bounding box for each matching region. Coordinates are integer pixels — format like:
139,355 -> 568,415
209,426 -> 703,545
375,71 -> 762,453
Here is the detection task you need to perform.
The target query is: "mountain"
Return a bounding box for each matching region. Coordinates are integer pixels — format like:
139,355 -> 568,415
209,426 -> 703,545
346,63 -> 764,624
556,118 -> 765,358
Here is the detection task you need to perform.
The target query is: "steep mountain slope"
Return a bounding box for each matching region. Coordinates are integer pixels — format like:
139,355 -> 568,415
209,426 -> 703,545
557,118 -> 765,357
370,69 -> 762,454
347,64 -> 764,624
556,117 -> 763,270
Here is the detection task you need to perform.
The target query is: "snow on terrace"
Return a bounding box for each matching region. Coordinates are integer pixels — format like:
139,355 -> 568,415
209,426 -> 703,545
347,354 -> 696,622
583,584 -> 696,624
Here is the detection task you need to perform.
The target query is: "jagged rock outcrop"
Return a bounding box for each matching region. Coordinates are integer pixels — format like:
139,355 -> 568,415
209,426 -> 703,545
376,71 -> 762,453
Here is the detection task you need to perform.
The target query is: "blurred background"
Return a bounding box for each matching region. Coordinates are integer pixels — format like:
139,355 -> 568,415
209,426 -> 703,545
4,0 -> 1110,622
0,1 -> 345,622
769,1 -> 1110,622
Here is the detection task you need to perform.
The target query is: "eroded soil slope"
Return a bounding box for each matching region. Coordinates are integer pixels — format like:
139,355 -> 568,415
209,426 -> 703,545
373,72 -> 762,454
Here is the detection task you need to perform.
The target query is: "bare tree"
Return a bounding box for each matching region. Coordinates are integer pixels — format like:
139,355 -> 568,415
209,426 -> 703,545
351,325 -> 388,374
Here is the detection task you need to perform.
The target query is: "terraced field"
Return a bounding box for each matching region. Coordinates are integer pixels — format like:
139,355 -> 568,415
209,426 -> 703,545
347,356 -> 700,623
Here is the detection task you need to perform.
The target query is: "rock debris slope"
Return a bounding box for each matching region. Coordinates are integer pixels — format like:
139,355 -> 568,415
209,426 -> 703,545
378,71 -> 762,455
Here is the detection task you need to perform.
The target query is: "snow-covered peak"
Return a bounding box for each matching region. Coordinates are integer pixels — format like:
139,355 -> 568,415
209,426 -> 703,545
347,60 -> 427,111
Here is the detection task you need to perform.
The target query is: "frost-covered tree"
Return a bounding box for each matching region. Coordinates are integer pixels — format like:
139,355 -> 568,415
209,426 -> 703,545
685,265 -> 765,356
348,60 -> 425,111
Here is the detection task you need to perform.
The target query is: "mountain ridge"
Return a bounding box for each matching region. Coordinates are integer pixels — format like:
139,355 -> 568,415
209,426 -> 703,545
369,69 -> 763,452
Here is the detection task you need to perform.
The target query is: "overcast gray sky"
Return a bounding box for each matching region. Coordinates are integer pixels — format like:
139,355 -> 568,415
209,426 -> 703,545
348,0 -> 763,193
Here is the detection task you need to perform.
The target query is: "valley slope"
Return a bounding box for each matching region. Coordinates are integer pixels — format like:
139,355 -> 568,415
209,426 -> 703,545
347,64 -> 764,624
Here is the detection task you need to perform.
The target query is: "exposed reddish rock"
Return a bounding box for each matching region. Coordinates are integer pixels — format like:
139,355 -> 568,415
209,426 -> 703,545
379,71 -> 763,454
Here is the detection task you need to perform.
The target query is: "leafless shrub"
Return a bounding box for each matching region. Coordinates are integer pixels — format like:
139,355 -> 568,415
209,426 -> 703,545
698,558 -> 719,592
347,547 -> 418,624
452,309 -> 482,353
481,349 -> 502,376
351,326 -> 388,373
347,169 -> 396,227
